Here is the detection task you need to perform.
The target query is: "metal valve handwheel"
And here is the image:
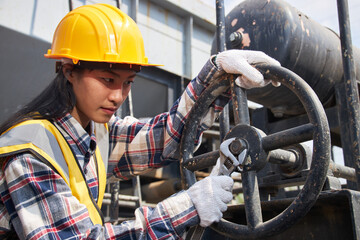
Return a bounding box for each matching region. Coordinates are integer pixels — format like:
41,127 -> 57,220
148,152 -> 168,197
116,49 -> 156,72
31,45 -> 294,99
180,64 -> 331,239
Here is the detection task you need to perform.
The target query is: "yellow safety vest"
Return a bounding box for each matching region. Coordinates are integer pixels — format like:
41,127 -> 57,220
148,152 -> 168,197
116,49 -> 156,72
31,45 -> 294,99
0,119 -> 108,225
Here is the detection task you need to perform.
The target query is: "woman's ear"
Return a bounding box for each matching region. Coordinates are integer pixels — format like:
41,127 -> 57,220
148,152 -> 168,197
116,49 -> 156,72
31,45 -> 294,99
62,64 -> 75,83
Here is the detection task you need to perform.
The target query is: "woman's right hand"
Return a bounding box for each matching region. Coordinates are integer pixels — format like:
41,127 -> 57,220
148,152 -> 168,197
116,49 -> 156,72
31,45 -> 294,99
186,175 -> 234,227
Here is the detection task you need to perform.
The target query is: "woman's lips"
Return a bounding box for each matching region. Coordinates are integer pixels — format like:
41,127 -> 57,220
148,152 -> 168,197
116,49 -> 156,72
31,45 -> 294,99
101,107 -> 117,115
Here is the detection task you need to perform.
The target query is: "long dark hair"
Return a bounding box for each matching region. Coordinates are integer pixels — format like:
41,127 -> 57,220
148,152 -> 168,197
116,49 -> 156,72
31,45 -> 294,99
0,67 -> 76,135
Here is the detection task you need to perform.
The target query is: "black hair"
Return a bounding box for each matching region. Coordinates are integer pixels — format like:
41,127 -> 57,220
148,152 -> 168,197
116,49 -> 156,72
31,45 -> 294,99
0,67 -> 77,135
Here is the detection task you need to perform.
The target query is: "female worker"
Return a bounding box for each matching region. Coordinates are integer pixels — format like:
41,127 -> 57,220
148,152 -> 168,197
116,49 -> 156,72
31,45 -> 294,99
0,3 -> 279,239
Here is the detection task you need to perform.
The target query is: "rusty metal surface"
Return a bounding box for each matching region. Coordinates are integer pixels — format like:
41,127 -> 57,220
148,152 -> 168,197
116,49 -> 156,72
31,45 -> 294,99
336,0 -> 360,190
182,151 -> 219,172
203,190 -> 360,239
180,74 -> 230,189
230,76 -> 250,125
216,0 -> 230,144
212,0 -> 360,116
213,65 -> 331,239
180,64 -> 331,239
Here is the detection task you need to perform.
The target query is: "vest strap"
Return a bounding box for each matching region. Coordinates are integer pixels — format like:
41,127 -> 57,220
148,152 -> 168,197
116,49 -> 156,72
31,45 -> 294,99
0,120 -> 107,225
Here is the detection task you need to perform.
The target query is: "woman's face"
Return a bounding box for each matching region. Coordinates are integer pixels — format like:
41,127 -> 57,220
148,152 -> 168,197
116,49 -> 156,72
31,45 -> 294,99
63,65 -> 136,128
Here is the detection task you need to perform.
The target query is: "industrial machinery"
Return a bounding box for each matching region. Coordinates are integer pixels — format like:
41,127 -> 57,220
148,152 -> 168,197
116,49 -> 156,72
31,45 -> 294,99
4,0 -> 358,238
180,0 -> 360,239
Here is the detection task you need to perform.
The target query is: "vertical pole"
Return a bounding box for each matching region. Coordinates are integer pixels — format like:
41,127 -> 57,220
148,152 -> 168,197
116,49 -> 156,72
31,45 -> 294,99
216,0 -> 226,61
115,0 -> 121,9
242,170 -> 263,229
231,82 -> 250,125
110,0 -> 142,222
109,182 -> 119,222
185,16 -> 193,79
109,1 -> 122,222
68,0 -> 73,11
216,0 -> 230,141
129,0 -> 143,206
130,0 -> 139,22
188,2 -> 230,239
336,0 -> 360,190
181,15 -> 196,191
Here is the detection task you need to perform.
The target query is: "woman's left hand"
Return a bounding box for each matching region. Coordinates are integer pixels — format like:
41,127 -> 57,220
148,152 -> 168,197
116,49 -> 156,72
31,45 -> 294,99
216,49 -> 281,89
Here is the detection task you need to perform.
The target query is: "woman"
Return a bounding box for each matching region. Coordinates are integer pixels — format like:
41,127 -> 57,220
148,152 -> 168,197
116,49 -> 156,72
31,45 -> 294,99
0,3 -> 279,239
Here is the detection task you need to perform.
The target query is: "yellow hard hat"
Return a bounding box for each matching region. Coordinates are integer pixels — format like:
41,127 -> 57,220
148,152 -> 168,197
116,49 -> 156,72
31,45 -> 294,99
45,3 -> 160,67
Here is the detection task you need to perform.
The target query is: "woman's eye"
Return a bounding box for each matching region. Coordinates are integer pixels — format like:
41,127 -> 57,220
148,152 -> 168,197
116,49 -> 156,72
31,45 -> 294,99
102,78 -> 114,83
124,80 -> 134,86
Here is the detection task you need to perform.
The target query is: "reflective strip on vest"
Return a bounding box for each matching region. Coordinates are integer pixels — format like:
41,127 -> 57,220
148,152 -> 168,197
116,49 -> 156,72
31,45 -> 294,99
0,120 -> 108,226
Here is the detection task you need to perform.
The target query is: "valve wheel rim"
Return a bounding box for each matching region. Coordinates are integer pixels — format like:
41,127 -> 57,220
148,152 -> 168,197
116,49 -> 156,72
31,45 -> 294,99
180,64 -> 331,239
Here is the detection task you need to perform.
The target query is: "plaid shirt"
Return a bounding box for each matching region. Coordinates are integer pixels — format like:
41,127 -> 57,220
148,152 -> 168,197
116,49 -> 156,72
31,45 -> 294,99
0,59 -> 229,239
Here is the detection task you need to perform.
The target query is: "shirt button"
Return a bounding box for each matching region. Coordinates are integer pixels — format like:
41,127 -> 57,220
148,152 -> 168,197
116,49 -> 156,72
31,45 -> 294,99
90,140 -> 97,151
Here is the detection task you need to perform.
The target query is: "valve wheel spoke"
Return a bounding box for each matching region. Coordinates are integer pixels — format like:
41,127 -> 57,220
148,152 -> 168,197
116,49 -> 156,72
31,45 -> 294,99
242,170 -> 263,229
180,64 -> 330,239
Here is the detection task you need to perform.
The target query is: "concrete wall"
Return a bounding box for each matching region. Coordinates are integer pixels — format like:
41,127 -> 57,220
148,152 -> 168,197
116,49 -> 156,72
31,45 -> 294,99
0,26 -> 55,123
0,0 -> 215,78
0,0 -> 216,121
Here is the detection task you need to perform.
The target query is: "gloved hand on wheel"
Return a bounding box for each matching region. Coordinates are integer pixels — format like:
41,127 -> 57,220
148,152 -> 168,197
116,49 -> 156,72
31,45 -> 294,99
216,49 -> 281,88
186,175 -> 234,227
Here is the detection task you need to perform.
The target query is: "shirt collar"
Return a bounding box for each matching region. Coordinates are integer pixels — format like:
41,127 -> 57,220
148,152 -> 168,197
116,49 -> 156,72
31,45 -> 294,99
55,113 -> 97,156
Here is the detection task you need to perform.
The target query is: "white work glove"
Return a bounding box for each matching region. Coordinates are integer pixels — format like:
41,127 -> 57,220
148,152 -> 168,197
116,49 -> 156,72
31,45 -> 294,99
187,175 -> 234,227
210,157 -> 222,176
216,49 -> 281,88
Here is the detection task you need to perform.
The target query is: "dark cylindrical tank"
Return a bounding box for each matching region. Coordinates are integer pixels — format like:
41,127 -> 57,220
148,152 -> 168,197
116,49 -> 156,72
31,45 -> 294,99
212,0 -> 360,116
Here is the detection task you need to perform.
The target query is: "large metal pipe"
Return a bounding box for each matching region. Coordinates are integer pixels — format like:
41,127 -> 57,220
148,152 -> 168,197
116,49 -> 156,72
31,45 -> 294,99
212,0 -> 360,116
183,148 -> 357,182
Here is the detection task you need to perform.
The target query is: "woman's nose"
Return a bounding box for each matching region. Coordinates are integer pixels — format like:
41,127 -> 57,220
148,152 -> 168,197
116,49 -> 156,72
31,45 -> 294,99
108,88 -> 123,104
